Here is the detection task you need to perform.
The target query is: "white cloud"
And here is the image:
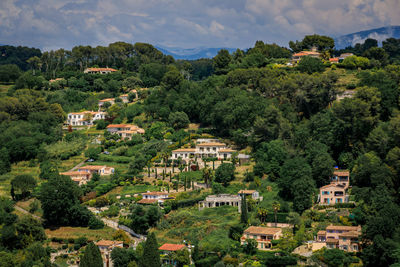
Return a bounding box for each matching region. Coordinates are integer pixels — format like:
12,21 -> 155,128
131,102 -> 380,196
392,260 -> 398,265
0,0 -> 399,50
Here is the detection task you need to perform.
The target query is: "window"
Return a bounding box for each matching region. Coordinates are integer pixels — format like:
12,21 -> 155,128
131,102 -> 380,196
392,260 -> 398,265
260,243 -> 263,249
353,245 -> 358,251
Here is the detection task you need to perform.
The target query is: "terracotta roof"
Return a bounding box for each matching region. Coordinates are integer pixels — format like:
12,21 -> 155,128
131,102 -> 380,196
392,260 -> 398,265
197,142 -> 226,147
329,58 -> 339,62
293,51 -> 320,57
99,98 -> 115,102
317,230 -> 326,235
96,240 -> 123,247
326,238 -> 339,244
49,78 -> 64,83
340,231 -> 361,238
86,68 -> 117,72
142,192 -> 168,196
137,199 -> 158,204
120,94 -> 128,97
244,226 -> 282,235
333,170 -> 349,176
326,225 -> 361,231
107,124 -> 132,128
219,149 -> 236,152
60,171 -> 90,176
159,244 -> 185,251
238,190 -> 256,194
320,183 -> 346,189
173,148 -> 196,152
79,165 -> 106,170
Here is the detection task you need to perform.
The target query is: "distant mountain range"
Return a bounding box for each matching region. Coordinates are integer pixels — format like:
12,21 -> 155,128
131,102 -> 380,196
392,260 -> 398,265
334,26 -> 400,49
155,46 -> 236,60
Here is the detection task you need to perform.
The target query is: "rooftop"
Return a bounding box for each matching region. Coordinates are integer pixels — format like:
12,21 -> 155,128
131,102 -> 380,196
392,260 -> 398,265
137,199 -> 158,204
326,225 -> 361,231
173,148 -> 196,152
197,142 -> 226,147
79,165 -> 107,170
244,226 -> 282,235
159,243 -> 186,251
86,67 -> 117,72
333,170 -> 350,176
99,98 -> 115,102
60,171 -> 90,176
107,124 -> 134,128
142,191 -> 168,196
238,190 -> 256,194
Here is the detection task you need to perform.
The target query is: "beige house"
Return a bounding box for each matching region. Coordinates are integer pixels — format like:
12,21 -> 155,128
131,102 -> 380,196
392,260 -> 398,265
77,165 -> 114,176
60,171 -> 91,185
96,240 -> 123,267
317,225 -> 361,252
98,98 -> 115,107
67,111 -> 106,126
241,226 -> 283,250
106,124 -> 145,140
84,67 -> 117,74
199,194 -> 242,212
119,94 -> 130,103
319,170 -> 350,205
291,50 -> 321,63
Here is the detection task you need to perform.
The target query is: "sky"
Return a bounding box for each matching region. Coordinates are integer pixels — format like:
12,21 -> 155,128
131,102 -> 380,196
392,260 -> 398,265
1,0 -> 400,51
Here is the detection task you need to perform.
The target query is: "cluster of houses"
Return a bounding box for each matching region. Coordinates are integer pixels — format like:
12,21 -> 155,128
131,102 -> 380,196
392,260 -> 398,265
60,165 -> 115,185
171,140 -> 237,162
84,67 -> 117,74
106,124 -> 145,140
95,239 -> 190,267
290,46 -> 354,65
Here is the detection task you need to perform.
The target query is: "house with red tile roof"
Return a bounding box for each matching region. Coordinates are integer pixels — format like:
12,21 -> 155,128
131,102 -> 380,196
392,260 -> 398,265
106,124 -> 145,140
60,171 -> 91,186
291,50 -> 321,63
159,243 -> 188,266
317,225 -> 361,252
241,226 -> 283,250
77,165 -> 114,176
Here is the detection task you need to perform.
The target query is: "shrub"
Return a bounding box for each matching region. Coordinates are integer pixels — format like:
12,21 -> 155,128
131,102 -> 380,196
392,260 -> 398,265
88,216 -> 105,229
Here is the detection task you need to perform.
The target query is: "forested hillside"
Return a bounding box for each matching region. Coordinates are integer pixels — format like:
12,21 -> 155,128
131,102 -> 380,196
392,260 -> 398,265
0,35 -> 400,266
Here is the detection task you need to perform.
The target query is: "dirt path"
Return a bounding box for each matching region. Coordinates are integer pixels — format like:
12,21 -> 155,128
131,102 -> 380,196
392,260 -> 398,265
68,160 -> 86,172
14,205 -> 43,221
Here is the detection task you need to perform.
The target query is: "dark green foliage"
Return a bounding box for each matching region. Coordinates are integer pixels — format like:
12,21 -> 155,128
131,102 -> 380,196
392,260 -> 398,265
297,56 -> 325,74
128,205 -> 161,234
0,148 -> 11,175
85,146 -> 102,160
0,64 -> 22,82
254,140 -> 288,179
111,247 -> 137,267
214,163 -> 235,186
242,238 -> 257,255
80,242 -> 103,267
240,195 -> 248,224
228,224 -> 244,241
278,157 -> 312,200
289,34 -> 335,52
213,49 -> 231,74
38,174 -> 94,226
11,174 -> 37,200
139,232 -> 161,267
88,216 -> 105,229
168,111 -> 190,129
0,45 -> 41,71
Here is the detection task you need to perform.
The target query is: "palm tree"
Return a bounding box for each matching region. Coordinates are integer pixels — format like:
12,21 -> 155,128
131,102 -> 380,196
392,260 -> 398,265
257,208 -> 268,223
272,201 -> 281,227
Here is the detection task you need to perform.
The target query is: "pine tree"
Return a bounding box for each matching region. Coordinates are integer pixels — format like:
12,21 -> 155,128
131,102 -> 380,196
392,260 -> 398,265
240,195 -> 248,224
80,242 -> 103,267
139,232 -> 161,267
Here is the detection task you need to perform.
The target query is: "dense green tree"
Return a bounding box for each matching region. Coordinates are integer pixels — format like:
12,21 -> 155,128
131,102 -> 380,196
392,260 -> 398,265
213,49 -> 231,74
297,56 -> 325,74
139,232 -> 161,267
289,34 -> 334,52
240,195 -> 248,224
254,140 -> 289,179
10,174 -> 37,200
0,147 -> 11,175
111,247 -> 137,267
279,157 -> 312,200
168,111 -> 190,130
80,242 -> 103,267
214,163 -> 235,186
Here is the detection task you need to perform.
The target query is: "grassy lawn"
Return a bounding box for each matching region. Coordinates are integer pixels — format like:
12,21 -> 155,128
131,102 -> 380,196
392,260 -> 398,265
45,226 -> 116,241
59,153 -> 87,172
15,198 -> 43,217
86,160 -> 130,173
0,161 -> 40,196
120,184 -> 159,195
153,205 -> 239,251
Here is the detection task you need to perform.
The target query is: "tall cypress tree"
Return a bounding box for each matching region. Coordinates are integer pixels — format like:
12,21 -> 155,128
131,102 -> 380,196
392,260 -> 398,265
240,195 -> 248,224
80,242 -> 103,267
139,232 -> 161,267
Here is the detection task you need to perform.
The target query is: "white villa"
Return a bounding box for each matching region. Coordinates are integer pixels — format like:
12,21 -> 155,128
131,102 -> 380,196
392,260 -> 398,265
67,111 -> 106,126
199,194 -> 242,212
172,142 -> 236,161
